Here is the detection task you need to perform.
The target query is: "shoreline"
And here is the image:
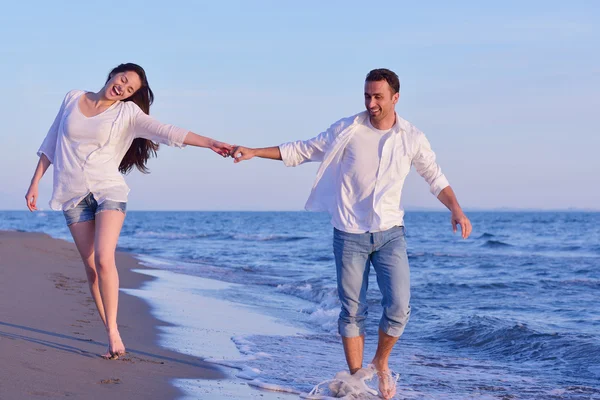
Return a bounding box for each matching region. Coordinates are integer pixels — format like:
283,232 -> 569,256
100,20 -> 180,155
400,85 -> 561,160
0,230 -> 297,399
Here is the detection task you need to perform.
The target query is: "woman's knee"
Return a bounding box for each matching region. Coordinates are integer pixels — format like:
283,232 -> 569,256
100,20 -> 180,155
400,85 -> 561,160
80,257 -> 98,280
94,252 -> 116,271
85,266 -> 99,283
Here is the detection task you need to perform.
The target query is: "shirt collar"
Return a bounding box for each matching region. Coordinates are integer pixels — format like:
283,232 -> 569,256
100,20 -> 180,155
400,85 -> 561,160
358,111 -> 405,134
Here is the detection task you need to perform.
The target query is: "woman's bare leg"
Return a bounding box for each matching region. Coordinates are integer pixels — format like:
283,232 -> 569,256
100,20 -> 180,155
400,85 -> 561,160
68,220 -> 113,358
94,210 -> 126,357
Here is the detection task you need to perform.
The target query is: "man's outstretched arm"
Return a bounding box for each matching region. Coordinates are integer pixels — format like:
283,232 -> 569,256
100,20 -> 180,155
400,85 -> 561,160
231,146 -> 282,163
437,186 -> 472,239
231,116 -> 355,166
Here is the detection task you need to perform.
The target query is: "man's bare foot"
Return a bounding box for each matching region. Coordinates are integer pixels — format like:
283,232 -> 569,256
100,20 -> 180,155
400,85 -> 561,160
370,358 -> 397,399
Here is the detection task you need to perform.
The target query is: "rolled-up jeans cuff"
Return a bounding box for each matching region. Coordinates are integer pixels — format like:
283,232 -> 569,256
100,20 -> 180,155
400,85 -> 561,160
338,321 -> 365,338
379,319 -> 407,338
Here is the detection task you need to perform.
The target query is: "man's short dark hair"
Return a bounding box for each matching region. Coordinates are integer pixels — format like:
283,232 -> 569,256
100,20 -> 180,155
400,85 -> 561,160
365,69 -> 400,94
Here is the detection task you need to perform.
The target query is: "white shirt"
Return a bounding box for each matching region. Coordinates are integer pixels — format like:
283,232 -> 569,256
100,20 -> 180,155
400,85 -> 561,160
332,118 -> 393,232
37,90 -> 189,211
279,111 -> 449,233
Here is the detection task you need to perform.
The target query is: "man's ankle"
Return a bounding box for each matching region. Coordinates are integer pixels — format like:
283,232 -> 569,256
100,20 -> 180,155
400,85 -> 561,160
371,357 -> 389,371
349,366 -> 362,374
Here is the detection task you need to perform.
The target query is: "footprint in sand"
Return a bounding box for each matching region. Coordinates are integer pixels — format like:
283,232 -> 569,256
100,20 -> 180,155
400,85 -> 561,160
126,355 -> 164,365
99,378 -> 121,384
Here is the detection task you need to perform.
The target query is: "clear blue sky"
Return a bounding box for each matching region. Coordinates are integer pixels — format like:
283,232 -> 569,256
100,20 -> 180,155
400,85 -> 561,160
1,1 -> 598,210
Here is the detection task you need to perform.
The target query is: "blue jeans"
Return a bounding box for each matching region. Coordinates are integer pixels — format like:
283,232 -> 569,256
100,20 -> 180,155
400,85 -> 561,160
63,193 -> 127,226
333,226 -> 411,338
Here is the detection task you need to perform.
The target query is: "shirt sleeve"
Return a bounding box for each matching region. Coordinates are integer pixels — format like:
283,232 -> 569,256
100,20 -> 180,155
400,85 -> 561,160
132,109 -> 189,148
413,132 -> 450,196
279,117 -> 350,167
37,92 -> 70,163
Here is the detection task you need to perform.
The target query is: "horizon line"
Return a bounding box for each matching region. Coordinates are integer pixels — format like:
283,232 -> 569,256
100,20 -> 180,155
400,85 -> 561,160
1,208 -> 599,213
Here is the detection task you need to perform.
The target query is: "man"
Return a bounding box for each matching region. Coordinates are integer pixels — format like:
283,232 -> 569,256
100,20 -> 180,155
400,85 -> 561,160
231,68 -> 472,399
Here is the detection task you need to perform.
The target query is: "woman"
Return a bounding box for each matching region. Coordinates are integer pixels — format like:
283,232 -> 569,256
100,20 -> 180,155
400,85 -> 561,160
25,63 -> 232,359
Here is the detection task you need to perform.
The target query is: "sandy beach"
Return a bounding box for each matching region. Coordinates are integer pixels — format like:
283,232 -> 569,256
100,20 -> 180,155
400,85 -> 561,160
0,230 -> 296,399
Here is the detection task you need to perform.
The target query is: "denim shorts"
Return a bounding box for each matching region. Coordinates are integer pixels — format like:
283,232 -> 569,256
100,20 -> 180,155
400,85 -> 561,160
63,193 -> 127,226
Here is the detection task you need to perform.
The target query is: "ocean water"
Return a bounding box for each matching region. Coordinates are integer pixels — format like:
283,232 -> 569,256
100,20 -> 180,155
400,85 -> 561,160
1,210 -> 599,399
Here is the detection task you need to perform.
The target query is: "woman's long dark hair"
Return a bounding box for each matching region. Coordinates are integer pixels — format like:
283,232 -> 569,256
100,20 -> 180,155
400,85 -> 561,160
106,63 -> 159,174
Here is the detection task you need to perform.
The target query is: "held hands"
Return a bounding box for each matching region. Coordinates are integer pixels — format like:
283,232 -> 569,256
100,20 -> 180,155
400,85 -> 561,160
220,144 -> 279,162
212,141 -> 255,163
229,146 -> 256,163
451,210 -> 472,239
25,184 -> 39,212
209,140 -> 234,157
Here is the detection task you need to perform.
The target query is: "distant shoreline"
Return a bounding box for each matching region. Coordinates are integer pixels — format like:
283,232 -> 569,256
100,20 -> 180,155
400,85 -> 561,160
1,208 -> 598,213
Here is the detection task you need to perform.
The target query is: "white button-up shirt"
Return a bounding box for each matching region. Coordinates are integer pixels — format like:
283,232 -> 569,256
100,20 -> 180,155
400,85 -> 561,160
37,90 -> 189,211
279,111 -> 449,233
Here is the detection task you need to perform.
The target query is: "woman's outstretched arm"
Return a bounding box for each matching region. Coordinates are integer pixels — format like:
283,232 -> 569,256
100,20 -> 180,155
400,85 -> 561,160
133,110 -> 233,157
183,132 -> 233,157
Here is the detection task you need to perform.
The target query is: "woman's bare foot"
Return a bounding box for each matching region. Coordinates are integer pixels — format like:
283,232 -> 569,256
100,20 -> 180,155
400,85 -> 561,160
100,347 -> 118,360
370,358 -> 397,399
103,328 -> 125,359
